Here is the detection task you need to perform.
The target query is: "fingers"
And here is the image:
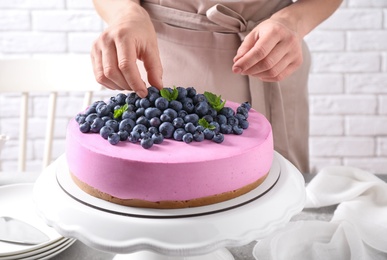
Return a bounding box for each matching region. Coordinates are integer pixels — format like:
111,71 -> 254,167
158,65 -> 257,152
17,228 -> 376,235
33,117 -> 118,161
142,45 -> 163,91
232,20 -> 303,82
232,31 -> 279,74
115,40 -> 148,97
91,41 -> 121,91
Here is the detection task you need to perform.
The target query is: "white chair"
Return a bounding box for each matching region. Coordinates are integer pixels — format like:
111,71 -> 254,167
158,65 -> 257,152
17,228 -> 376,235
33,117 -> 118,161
0,56 -> 103,172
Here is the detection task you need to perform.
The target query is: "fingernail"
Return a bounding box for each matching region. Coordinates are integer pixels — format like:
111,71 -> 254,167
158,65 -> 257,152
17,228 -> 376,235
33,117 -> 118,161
233,66 -> 242,74
138,89 -> 147,98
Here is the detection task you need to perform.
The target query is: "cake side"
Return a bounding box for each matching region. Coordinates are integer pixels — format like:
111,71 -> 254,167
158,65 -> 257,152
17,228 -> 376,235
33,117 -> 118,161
70,172 -> 268,209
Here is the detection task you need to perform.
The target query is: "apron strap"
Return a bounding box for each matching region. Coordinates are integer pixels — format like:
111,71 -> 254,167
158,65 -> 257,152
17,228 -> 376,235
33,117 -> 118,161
142,2 -> 259,40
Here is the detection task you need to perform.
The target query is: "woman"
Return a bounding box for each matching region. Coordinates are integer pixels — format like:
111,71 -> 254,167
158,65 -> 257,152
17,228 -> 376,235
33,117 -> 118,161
90,0 -> 342,173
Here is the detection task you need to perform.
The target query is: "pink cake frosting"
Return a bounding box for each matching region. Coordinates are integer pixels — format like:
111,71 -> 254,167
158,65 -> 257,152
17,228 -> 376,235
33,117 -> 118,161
66,102 -> 273,205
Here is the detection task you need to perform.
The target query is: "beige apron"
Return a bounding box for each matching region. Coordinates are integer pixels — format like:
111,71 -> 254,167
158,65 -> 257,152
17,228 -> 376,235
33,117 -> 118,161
139,0 -> 311,173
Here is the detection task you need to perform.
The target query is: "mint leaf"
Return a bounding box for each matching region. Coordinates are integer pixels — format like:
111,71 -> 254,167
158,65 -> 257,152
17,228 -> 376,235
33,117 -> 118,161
113,103 -> 128,119
203,91 -> 226,112
198,118 -> 216,130
160,86 -> 178,101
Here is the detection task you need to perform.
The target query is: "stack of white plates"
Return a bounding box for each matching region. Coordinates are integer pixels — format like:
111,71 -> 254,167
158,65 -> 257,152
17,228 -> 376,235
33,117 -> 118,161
0,184 -> 76,260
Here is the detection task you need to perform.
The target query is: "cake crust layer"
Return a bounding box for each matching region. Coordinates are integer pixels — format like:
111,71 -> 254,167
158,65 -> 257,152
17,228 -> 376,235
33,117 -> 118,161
71,172 -> 268,209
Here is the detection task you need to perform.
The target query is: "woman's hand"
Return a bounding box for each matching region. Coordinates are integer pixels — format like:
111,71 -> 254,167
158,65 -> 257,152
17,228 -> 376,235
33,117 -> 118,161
91,2 -> 163,97
232,18 -> 303,82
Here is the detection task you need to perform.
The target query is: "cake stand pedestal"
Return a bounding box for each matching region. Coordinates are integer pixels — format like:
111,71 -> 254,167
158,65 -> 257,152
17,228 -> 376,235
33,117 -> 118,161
33,152 -> 305,260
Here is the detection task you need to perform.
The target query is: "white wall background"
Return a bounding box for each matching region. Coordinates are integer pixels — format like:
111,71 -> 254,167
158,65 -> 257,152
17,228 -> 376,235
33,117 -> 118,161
0,0 -> 387,174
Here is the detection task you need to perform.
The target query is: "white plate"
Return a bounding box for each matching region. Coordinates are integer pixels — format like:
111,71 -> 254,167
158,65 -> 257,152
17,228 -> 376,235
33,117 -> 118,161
0,238 -> 75,260
56,155 -> 281,218
34,152 -> 306,257
0,184 -> 63,257
19,238 -> 75,260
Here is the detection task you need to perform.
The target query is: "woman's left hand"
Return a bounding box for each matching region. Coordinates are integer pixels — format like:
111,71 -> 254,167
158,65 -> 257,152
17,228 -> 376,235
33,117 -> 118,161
232,18 -> 303,82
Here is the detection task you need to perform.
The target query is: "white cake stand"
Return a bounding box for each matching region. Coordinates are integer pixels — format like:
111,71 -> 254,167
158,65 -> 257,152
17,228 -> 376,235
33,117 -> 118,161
33,152 -> 305,260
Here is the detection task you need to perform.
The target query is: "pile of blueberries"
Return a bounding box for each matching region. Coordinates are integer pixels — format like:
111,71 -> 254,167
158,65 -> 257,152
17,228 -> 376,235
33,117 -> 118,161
75,86 -> 251,149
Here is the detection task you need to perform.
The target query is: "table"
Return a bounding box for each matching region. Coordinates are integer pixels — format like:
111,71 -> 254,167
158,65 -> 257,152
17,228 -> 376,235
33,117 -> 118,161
2,172 -> 385,260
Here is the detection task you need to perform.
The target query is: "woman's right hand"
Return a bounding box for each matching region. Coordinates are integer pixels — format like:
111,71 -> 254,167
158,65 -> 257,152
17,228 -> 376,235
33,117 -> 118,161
91,2 -> 163,97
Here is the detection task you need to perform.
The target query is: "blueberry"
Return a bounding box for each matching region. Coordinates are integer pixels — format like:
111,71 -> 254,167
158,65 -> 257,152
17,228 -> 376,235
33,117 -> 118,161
125,92 -> 139,105
152,132 -> 164,144
125,104 -> 136,112
195,125 -> 204,132
184,122 -> 196,134
108,133 -> 120,145
232,125 -> 243,135
227,116 -> 239,127
155,97 -> 169,111
85,113 -> 98,124
115,93 -> 127,105
81,108 -> 93,117
135,98 -> 141,108
128,131 -> 141,143
186,87 -> 197,98
193,131 -> 204,142
182,100 -> 194,113
203,128 -> 215,140
160,114 -> 172,122
184,114 -> 199,124
148,126 -> 158,134
79,122 -> 90,133
107,100 -> 118,112
173,128 -> 186,141
194,101 -> 209,116
90,117 -> 104,133
75,114 -> 86,124
139,98 -> 151,109
100,125 -> 114,139
210,121 -> 220,133
176,86 -> 188,100
117,130 -> 129,141
148,92 -> 160,104
141,131 -> 152,139
136,116 -> 149,127
178,110 -> 188,118
237,106 -> 249,118
212,133 -> 224,143
101,116 -> 112,124
135,107 -> 145,117
241,101 -> 252,111
207,107 -> 217,117
220,124 -> 233,134
239,119 -> 249,129
169,100 -> 183,111
122,110 -> 137,121
172,117 -> 185,128
119,118 -> 136,132
147,86 -> 160,95
163,108 -> 178,120
141,136 -> 154,149
219,107 -> 235,118
132,124 -> 147,134
96,103 -> 110,117
182,133 -> 193,143
149,117 -> 162,128
90,100 -> 102,109
159,122 -> 175,138
235,113 -> 246,122
192,94 -> 207,104
215,114 -> 227,125
105,119 -> 119,132
202,115 -> 213,123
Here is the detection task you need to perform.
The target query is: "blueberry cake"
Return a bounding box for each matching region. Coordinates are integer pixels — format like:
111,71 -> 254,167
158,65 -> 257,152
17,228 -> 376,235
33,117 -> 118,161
66,87 -> 273,209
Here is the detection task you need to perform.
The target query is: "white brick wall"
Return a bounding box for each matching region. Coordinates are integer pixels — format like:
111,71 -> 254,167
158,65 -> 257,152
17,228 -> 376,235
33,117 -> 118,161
1,0 -> 387,175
